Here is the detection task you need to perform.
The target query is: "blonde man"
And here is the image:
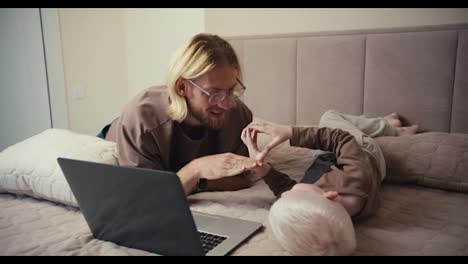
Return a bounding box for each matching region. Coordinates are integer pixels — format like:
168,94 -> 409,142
242,111 -> 417,255
100,33 -> 274,194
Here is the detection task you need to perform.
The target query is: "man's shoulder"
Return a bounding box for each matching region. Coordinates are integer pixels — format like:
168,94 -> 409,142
136,85 -> 168,101
120,85 -> 172,130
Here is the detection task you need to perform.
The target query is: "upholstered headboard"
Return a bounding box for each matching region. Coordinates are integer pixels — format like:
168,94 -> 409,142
227,23 -> 468,133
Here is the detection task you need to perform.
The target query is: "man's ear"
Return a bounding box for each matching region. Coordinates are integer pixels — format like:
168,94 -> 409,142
175,78 -> 186,97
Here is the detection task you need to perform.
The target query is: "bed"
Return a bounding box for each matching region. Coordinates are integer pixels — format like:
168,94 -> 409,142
1,23 -> 468,256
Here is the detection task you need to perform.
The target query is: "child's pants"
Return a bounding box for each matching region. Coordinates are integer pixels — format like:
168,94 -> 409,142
316,110 -> 394,181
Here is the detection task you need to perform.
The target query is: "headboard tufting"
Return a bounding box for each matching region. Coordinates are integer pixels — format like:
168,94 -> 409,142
227,23 -> 468,133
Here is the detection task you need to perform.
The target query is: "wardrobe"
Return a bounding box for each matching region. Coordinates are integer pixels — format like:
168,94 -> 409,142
0,8 -> 67,150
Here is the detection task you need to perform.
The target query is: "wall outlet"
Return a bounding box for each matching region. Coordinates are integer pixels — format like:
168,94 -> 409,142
72,85 -> 86,100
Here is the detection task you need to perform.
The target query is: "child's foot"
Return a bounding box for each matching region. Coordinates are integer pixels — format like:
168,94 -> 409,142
396,125 -> 419,136
384,112 -> 402,128
385,112 -> 399,119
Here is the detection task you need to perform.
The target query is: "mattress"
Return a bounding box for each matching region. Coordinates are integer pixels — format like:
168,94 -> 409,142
1,141 -> 467,256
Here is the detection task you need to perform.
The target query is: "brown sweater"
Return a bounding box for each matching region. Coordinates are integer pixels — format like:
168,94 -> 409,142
263,126 -> 381,220
105,85 -> 256,191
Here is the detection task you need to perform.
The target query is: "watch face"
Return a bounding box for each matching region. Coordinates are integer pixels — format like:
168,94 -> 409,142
198,178 -> 208,190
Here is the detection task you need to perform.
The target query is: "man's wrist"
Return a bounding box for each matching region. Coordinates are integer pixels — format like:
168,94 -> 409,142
177,161 -> 201,195
183,159 -> 202,181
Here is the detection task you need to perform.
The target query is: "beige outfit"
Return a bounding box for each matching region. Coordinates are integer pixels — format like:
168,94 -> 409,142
264,110 -> 395,219
318,110 -> 395,181
105,86 -> 252,171
105,85 -> 261,192
264,125 -> 382,220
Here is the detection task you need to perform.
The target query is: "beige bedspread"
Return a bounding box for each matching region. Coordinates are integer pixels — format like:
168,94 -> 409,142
1,140 -> 468,256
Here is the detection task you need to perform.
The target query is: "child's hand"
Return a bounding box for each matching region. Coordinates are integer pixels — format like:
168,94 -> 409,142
241,127 -> 272,180
241,127 -> 264,162
245,120 -> 292,161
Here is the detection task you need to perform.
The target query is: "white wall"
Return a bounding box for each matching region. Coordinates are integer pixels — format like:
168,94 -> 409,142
58,8 -> 205,135
59,8 -> 128,135
124,8 -> 205,98
206,8 -> 468,36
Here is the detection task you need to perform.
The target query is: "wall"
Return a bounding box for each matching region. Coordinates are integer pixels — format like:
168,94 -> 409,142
206,8 -> 468,36
124,8 -> 205,98
59,8 -> 128,135
58,8 -> 204,135
57,8 -> 468,134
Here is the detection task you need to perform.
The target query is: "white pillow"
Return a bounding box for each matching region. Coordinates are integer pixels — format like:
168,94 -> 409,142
0,128 -> 117,207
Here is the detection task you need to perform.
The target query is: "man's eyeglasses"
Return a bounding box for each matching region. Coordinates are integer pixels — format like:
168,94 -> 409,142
186,78 -> 246,105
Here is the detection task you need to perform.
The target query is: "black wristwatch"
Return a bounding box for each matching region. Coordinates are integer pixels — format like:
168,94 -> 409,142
196,178 -> 208,192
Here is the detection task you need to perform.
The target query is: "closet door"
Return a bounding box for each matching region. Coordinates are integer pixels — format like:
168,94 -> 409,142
0,8 -> 52,150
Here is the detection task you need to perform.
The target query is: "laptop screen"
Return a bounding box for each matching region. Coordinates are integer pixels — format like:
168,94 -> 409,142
58,157 -> 205,256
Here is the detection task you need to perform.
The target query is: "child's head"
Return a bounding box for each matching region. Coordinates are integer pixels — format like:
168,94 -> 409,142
268,183 -> 356,256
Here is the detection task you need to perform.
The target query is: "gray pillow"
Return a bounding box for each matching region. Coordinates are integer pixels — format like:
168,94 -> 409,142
376,132 -> 468,193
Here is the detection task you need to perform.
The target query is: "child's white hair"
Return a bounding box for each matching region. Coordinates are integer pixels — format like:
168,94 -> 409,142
269,189 -> 356,256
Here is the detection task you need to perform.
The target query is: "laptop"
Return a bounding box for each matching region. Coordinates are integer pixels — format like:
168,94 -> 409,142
57,157 -> 262,256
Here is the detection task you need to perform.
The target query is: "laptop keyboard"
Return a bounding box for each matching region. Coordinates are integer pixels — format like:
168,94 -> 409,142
198,231 -> 227,253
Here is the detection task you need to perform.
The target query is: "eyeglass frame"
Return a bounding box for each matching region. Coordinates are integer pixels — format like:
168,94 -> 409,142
185,78 -> 247,105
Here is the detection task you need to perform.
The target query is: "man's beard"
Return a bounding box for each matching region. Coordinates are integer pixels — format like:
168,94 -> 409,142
188,102 -> 228,130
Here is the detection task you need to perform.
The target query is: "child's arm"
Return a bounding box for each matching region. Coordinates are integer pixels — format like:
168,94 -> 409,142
241,125 -> 296,197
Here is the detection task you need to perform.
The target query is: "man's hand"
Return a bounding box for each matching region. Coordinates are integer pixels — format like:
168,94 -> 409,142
191,152 -> 261,180
178,153 -> 261,194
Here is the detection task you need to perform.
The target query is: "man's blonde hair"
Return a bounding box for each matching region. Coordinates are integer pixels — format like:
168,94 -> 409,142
166,33 -> 242,122
269,190 -> 356,256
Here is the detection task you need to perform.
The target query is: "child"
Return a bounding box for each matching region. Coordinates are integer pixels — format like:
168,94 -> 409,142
268,182 -> 357,256
241,110 -> 417,255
